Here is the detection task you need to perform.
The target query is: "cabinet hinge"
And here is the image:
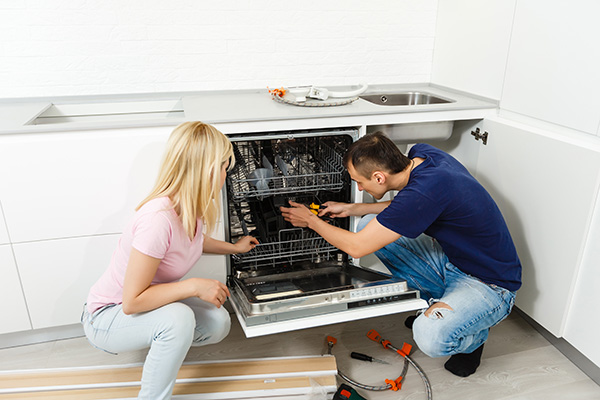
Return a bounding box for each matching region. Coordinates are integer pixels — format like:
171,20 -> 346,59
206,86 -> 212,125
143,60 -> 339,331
471,128 -> 488,145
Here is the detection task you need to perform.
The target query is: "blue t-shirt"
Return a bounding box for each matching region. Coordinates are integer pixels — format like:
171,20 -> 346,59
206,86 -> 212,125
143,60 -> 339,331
376,144 -> 522,292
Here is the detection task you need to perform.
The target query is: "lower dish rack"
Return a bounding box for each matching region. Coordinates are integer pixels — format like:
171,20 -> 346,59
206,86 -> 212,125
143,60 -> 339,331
232,228 -> 339,269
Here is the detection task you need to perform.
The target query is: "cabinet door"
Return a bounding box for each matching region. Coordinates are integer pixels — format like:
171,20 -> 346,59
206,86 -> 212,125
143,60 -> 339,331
0,245 -> 32,334
475,117 -> 600,336
563,184 -> 600,366
183,220 -> 227,284
14,235 -> 120,329
0,126 -> 172,243
0,200 -> 9,245
501,0 -> 600,134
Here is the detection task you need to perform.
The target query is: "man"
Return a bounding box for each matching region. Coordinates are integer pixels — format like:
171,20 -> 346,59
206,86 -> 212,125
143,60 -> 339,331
280,131 -> 521,377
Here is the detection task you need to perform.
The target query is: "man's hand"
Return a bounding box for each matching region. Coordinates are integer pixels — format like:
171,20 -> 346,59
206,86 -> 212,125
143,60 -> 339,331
318,201 -> 353,218
280,200 -> 319,228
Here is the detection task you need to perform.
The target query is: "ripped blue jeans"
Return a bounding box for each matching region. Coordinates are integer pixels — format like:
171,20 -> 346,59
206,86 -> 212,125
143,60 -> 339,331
81,297 -> 230,400
358,214 -> 515,357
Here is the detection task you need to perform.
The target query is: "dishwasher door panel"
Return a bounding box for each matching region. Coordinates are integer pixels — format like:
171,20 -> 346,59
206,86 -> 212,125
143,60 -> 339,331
231,291 -> 428,338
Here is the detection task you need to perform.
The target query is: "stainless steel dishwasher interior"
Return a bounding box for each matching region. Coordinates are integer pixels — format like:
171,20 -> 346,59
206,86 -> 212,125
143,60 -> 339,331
360,92 -> 454,106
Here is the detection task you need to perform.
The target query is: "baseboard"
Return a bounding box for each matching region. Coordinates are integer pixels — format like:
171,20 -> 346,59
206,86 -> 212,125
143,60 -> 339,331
0,306 -> 236,350
0,324 -> 84,350
515,307 -> 600,386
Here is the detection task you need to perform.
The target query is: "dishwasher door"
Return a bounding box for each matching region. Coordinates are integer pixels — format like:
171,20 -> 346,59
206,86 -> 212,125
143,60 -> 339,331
224,129 -> 427,337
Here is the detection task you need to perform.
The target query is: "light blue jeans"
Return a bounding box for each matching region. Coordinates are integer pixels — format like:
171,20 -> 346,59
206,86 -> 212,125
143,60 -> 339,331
358,214 -> 515,357
81,297 -> 231,400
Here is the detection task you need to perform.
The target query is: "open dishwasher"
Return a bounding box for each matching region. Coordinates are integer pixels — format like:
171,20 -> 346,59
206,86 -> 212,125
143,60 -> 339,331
224,128 -> 427,337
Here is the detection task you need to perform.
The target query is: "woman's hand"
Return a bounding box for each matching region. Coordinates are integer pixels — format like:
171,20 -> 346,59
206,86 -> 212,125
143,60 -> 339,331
232,235 -> 259,253
203,235 -> 258,255
188,278 -> 231,308
319,201 -> 352,218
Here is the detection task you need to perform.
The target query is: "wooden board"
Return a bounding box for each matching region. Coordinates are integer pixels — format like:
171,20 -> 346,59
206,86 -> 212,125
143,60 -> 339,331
0,356 -> 337,400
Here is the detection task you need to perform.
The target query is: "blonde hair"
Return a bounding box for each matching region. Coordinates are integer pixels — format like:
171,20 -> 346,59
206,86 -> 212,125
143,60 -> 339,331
137,121 -> 234,239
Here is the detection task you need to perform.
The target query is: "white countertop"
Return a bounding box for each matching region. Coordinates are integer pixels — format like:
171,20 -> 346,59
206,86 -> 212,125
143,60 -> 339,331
183,83 -> 496,122
0,83 -> 498,135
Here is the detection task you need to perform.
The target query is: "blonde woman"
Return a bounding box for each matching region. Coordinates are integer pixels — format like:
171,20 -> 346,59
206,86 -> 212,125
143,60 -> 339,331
82,122 -> 258,399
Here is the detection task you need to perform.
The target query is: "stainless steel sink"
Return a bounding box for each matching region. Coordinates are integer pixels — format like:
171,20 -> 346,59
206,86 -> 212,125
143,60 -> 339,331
360,92 -> 454,106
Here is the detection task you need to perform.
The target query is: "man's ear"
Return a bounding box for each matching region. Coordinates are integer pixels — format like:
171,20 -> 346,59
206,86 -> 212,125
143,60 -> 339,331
372,171 -> 386,184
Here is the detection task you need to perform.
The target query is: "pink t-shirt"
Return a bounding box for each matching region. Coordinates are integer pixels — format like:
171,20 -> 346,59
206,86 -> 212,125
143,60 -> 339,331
86,196 -> 204,314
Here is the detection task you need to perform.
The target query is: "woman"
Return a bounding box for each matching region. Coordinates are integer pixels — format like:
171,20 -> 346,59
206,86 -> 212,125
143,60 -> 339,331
82,121 -> 258,399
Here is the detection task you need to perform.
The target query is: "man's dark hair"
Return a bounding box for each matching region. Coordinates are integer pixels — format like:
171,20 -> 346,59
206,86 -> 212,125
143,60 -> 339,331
343,131 -> 411,178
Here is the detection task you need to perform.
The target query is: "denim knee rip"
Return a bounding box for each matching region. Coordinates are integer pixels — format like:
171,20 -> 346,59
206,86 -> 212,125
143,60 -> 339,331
424,299 -> 455,320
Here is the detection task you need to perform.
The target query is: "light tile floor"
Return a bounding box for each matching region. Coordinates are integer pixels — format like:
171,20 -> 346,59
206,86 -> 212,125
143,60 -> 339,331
1,311 -> 599,399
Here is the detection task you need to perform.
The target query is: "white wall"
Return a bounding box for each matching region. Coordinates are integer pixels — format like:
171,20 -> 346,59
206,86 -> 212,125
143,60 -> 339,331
0,0 -> 438,99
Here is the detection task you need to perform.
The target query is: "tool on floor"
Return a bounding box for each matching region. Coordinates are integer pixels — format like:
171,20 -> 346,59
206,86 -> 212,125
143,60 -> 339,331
325,335 -> 337,355
350,351 -> 390,365
333,383 -> 367,400
325,330 -> 433,400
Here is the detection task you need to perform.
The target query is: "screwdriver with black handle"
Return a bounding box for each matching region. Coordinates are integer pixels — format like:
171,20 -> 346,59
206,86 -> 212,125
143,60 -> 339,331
350,351 -> 390,365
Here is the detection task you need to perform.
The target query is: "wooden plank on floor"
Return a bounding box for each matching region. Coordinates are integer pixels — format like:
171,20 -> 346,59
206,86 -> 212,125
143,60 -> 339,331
0,356 -> 337,400
0,376 -> 337,400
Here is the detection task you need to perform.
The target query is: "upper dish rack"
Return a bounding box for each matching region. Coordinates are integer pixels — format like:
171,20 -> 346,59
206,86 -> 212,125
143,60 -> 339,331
227,140 -> 345,201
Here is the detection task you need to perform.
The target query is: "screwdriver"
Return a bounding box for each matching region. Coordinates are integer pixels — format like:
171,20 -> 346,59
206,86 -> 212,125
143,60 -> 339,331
350,351 -> 390,365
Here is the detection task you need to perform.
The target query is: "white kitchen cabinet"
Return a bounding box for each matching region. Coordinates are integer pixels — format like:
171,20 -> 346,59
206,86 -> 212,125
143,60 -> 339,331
13,234 -> 120,329
564,184 -> 600,366
183,220 -> 227,284
184,253 -> 227,284
0,245 -> 32,334
472,117 -> 600,337
431,0 -> 515,100
12,216 -> 227,331
501,0 -> 600,134
424,119 -> 483,175
0,126 -> 173,243
433,0 -> 600,136
0,201 -> 9,245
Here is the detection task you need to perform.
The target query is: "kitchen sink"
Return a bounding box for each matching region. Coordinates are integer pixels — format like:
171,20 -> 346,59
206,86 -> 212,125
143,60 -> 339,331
360,92 -> 454,106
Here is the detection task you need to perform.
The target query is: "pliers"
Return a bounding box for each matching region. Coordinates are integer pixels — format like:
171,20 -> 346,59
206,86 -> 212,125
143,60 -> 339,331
309,203 -> 332,221
308,202 -> 322,216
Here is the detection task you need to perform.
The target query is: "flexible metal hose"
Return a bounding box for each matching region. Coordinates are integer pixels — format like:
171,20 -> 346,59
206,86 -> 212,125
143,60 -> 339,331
384,341 -> 432,400
337,357 -> 409,391
406,355 -> 432,400
327,333 -> 433,400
